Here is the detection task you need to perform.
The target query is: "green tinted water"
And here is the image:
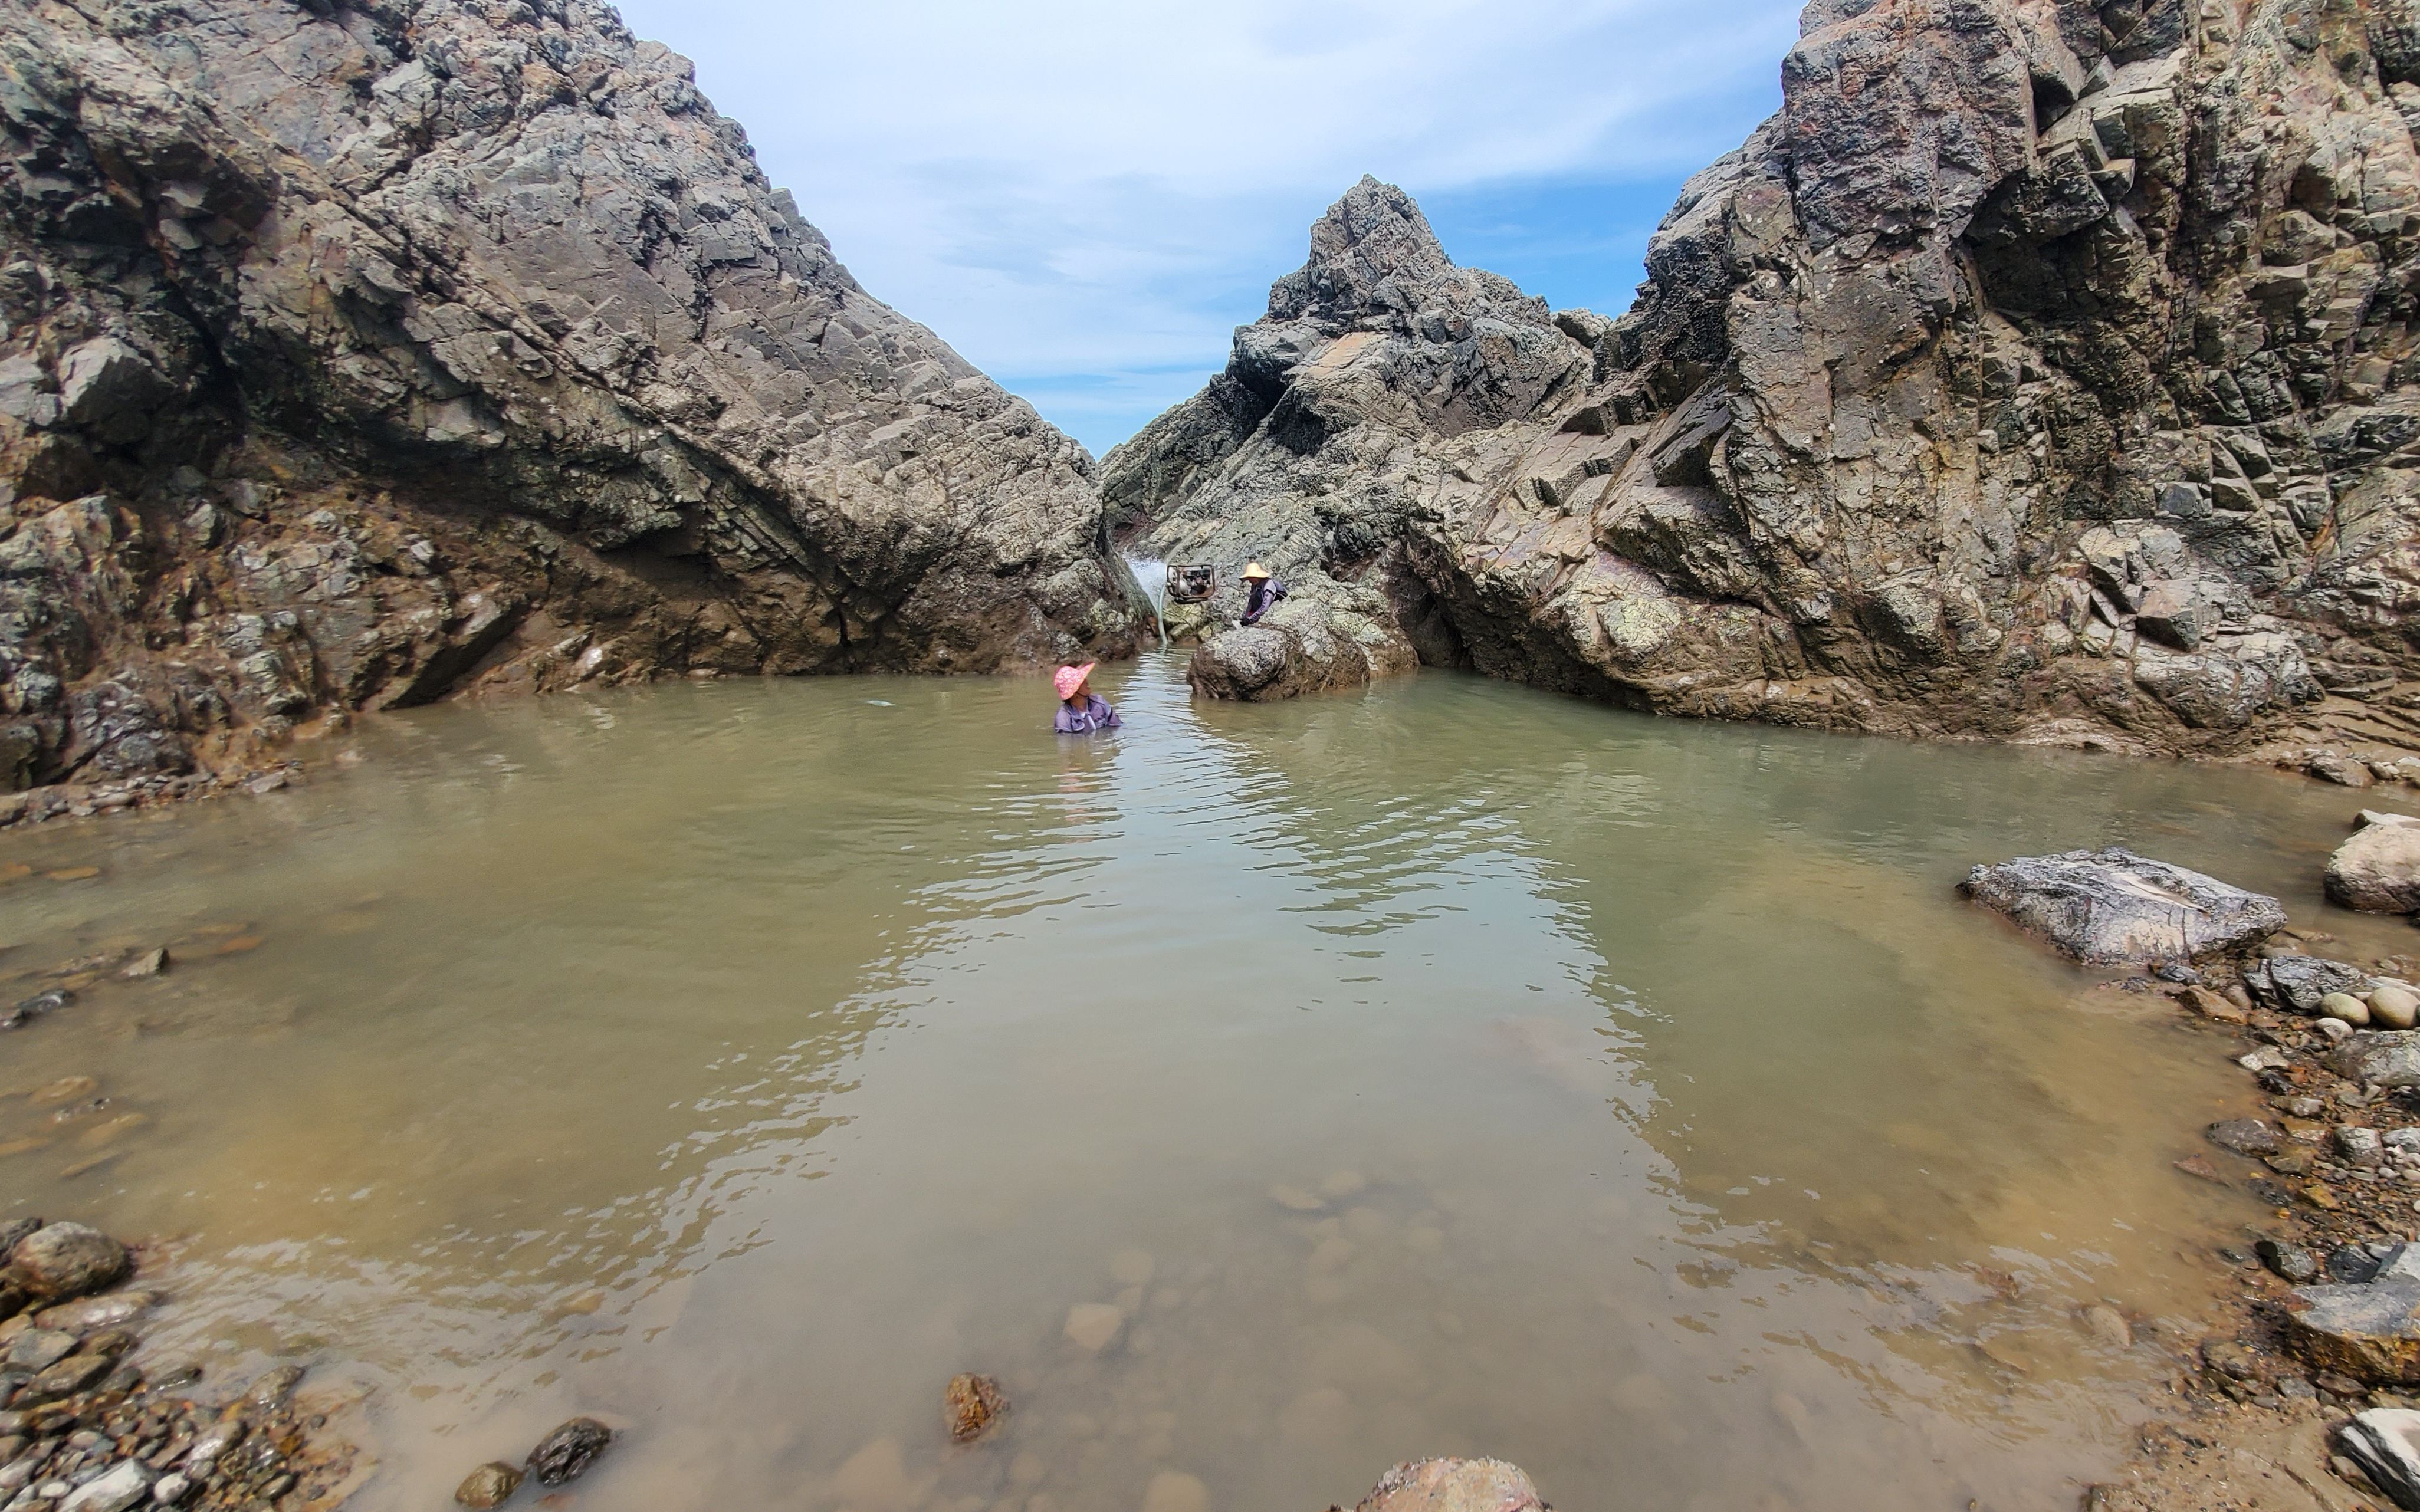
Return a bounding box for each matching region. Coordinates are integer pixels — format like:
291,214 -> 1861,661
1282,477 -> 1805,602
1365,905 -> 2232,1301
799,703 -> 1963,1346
0,654 -> 2394,1510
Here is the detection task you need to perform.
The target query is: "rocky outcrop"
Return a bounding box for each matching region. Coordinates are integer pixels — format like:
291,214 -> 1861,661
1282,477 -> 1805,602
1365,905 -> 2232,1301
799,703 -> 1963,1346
0,0 -> 1140,791
1959,847 -> 2287,963
1114,0 -> 2420,760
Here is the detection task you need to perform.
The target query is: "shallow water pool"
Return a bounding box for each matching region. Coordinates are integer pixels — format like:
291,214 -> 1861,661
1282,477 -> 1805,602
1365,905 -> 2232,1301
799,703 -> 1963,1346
0,655 -> 2398,1510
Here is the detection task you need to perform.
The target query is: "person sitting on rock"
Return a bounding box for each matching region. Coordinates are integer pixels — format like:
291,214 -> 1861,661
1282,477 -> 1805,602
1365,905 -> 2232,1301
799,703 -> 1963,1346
1240,562 -> 1288,627
1052,662 -> 1122,734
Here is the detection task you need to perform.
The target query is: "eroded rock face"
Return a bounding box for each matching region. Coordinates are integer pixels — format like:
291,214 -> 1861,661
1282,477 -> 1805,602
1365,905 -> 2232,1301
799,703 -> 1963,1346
1961,847 -> 2286,963
0,0 -> 1140,791
1115,0 -> 2420,758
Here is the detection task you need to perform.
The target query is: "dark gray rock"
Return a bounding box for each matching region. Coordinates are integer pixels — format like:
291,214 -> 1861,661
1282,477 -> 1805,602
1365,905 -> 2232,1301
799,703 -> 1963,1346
2260,1237 -> 2323,1284
526,1418 -> 610,1486
1959,849 -> 2287,965
2209,1119 -> 2283,1158
2340,1408 -> 2420,1512
2293,1279 -> 2420,1385
2253,955 -> 2380,1015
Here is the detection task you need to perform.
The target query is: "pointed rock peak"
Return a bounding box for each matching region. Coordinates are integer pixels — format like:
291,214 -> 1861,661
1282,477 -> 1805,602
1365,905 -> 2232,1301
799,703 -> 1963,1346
1269,176 -> 1456,322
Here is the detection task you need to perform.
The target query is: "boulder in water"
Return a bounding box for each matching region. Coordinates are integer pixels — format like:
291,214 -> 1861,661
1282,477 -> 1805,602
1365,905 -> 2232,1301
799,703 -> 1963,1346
2330,817 -> 2420,913
1959,849 -> 2286,965
7,1222 -> 127,1300
1357,1458 -> 1546,1512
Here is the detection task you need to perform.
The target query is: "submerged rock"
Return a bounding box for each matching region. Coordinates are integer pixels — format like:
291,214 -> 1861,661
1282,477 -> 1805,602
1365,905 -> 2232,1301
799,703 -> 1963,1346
1959,850 -> 2286,965
942,1372 -> 1007,1444
526,1417 -> 612,1486
1356,1458 -> 1547,1512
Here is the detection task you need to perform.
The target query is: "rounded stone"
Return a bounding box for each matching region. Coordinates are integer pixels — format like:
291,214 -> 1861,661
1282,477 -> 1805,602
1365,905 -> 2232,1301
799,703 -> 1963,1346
2326,992 -> 2375,1026
2376,985 -> 2420,1031
1355,1459 -> 1546,1512
8,1223 -> 127,1300
453,1462 -> 521,1510
2329,822 -> 2420,913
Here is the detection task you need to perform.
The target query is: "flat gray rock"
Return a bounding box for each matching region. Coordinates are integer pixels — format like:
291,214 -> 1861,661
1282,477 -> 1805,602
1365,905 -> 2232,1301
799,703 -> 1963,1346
1960,849 -> 2286,965
2290,1278 -> 2420,1385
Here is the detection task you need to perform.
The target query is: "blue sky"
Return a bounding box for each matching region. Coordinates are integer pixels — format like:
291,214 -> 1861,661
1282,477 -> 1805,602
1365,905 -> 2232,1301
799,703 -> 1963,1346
609,1 -> 1803,456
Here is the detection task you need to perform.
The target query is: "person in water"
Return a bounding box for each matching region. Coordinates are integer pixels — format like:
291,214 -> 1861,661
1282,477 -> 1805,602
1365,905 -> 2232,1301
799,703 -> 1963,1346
1240,561 -> 1287,626
1052,662 -> 1122,734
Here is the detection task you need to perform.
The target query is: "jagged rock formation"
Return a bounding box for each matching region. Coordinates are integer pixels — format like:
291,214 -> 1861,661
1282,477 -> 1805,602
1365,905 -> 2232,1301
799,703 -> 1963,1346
0,0 -> 1138,792
1113,0 -> 2420,762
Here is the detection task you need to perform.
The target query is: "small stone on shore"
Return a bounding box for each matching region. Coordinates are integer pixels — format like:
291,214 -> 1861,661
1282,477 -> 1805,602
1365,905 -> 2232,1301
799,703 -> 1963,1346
2327,992 -> 2374,1025
525,1417 -> 611,1486
2378,985 -> 2420,1031
454,1461 -> 522,1509
7,1222 -> 126,1300
2260,1238 -> 2323,1284
2209,1119 -> 2283,1157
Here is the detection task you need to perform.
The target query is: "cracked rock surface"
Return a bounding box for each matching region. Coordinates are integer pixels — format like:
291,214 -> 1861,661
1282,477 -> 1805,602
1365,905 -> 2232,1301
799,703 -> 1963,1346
1115,0 -> 2420,760
0,0 -> 1141,793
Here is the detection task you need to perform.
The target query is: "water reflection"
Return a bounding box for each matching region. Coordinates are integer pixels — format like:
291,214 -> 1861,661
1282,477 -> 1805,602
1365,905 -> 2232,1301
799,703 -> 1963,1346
0,658 -> 2380,1510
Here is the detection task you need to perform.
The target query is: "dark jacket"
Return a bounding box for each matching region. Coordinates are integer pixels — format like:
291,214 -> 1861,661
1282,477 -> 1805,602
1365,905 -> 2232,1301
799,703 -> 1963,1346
1242,577 -> 1288,626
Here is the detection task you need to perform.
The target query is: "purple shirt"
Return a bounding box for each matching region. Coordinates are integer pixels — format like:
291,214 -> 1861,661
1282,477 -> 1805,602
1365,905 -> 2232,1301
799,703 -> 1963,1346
1243,577 -> 1288,625
1054,694 -> 1122,734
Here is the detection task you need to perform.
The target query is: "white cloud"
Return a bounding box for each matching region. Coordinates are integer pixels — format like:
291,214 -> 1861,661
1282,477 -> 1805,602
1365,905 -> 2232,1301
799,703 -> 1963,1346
610,0 -> 1804,448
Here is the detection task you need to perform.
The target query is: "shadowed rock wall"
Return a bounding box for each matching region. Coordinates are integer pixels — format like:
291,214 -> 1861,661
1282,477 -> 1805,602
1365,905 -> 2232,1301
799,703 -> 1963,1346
0,0 -> 1140,792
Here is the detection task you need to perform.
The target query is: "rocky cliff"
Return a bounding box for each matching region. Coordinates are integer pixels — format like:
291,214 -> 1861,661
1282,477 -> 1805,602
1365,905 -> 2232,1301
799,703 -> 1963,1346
1112,0 -> 2420,764
0,0 -> 1139,795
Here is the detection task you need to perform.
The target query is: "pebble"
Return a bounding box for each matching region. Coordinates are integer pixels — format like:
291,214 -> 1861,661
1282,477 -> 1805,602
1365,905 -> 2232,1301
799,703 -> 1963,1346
34,1294 -> 149,1334
2321,1017 -> 2356,1044
242,1365 -> 303,1412
1063,1304 -> 1122,1355
2343,1127 -> 2388,1168
2378,985 -> 2420,1031
5,1332 -> 73,1373
116,951 -> 166,981
452,1461 -> 521,1509
2326,992 -> 2374,1025
2258,1237 -> 2322,1284
148,1472 -> 188,1506
57,1461 -> 149,1512
524,1418 -> 611,1486
2208,1118 -> 2283,1157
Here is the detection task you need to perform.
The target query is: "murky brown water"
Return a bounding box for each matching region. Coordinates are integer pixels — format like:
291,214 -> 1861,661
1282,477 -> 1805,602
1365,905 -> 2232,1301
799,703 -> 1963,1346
0,656 -> 2401,1510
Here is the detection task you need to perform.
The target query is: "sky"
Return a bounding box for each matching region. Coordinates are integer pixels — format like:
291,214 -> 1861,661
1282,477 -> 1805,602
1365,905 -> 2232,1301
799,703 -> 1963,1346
608,0 -> 1807,457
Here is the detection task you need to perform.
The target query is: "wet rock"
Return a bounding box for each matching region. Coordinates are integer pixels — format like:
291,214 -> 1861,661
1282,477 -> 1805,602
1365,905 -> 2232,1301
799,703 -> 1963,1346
181,1421 -> 242,1472
2313,753 -> 2379,788
116,950 -> 166,981
2082,1304 -> 2133,1348
525,1417 -> 611,1486
2328,992 -> 2375,1026
4,1329 -> 72,1372
2175,985 -> 2248,1023
942,1372 -> 1006,1444
1960,850 -> 2286,965
2208,1119 -> 2283,1157
57,1461 -> 152,1512
241,1364 -> 303,1411
2332,823 -> 2420,914
7,1222 -> 126,1300
2290,1279 -> 2420,1383
1063,1303 -> 1123,1355
1356,1458 -> 1546,1512
150,1471 -> 191,1504
2252,955 -> 2379,1015
2261,1238 -> 2323,1284
22,1352 -> 110,1402
452,1461 -> 521,1509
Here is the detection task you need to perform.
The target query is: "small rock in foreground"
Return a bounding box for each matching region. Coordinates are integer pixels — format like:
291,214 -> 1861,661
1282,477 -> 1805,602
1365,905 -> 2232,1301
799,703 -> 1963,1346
943,1372 -> 1007,1443
2206,1119 -> 2281,1157
7,1222 -> 127,1300
526,1417 -> 612,1486
1959,849 -> 2285,965
1356,1458 -> 1546,1512
2290,1277 -> 2420,1385
2339,1408 -> 2420,1512
454,1461 -> 523,1509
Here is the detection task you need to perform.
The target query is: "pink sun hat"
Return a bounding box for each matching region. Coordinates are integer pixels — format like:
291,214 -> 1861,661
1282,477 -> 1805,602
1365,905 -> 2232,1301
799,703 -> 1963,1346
1053,662 -> 1096,700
